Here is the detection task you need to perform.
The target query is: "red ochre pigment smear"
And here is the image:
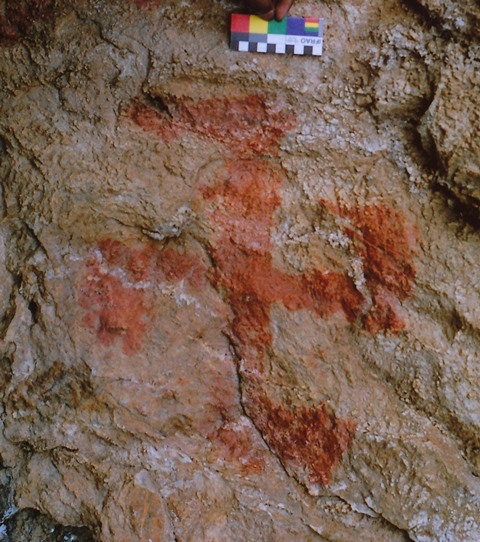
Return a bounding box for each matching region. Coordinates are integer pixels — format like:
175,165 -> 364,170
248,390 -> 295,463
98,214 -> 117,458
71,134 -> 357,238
128,94 -> 294,155
322,201 -> 418,333
200,157 -> 361,483
212,248 -> 365,364
202,159 -> 364,366
98,238 -> 205,288
78,239 -> 205,355
201,159 -> 282,253
210,419 -> 265,475
250,392 -> 356,484
0,0 -> 54,47
79,271 -> 153,355
127,91 -> 417,482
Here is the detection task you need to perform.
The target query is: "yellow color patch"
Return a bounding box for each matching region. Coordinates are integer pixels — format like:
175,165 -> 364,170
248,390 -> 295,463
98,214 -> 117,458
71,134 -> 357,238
249,15 -> 269,34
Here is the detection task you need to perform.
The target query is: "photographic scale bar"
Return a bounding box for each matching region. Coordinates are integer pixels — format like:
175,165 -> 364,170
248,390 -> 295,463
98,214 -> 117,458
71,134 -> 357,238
230,14 -> 324,56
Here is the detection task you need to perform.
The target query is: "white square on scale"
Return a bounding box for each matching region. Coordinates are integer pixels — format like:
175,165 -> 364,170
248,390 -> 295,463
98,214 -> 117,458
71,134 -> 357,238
266,34 -> 286,45
257,42 -> 268,53
238,41 -> 249,52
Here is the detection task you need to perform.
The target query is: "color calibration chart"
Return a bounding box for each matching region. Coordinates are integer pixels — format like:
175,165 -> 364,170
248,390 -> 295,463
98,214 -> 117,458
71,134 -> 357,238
230,14 -> 324,56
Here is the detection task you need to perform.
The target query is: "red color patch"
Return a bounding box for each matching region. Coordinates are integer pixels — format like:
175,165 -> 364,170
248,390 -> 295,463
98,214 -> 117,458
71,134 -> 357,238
346,204 -> 416,300
230,14 -> 250,33
128,94 -> 294,155
212,248 -> 364,364
249,392 -> 356,485
128,100 -> 180,142
210,418 -> 265,475
79,270 -> 154,355
78,239 -> 205,354
364,287 -> 407,334
98,238 -> 205,288
201,159 -> 282,253
0,0 -> 54,47
321,201 -> 418,332
203,158 -> 365,367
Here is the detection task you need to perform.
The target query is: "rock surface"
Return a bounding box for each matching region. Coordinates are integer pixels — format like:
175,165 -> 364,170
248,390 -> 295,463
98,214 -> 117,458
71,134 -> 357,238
0,0 -> 479,540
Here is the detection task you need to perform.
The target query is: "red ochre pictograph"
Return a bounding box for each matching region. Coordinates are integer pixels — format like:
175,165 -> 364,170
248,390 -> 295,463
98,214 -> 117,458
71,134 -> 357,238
78,239 -> 205,355
251,392 -> 357,484
210,418 -> 266,475
79,93 -> 418,483
127,94 -> 294,155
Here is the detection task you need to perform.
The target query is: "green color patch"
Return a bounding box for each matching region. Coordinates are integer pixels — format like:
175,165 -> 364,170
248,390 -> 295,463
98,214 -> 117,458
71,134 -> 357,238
268,18 -> 287,35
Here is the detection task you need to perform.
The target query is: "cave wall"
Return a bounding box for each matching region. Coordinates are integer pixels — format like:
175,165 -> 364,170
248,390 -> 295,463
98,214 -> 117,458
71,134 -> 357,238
0,0 -> 479,540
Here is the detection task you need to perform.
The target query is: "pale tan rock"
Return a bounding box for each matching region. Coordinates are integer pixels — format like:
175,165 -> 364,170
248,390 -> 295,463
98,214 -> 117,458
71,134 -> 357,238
0,1 -> 479,541
414,0 -> 480,37
419,47 -> 480,213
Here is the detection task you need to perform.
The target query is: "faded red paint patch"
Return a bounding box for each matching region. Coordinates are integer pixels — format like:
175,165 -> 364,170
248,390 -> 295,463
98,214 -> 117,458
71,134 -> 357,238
128,94 -> 294,155
212,248 -> 364,362
128,100 -> 179,141
321,201 -> 417,332
210,418 -> 265,475
364,287 -> 407,334
201,159 -> 283,253
346,204 -> 416,299
79,271 -> 154,355
98,238 -> 205,288
249,392 -> 356,485
0,0 -> 54,47
202,158 -> 365,365
78,239 -> 205,354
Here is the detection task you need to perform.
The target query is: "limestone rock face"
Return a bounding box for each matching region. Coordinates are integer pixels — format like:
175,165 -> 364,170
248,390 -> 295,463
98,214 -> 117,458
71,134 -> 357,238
414,0 -> 480,36
418,49 -> 480,214
0,0 -> 479,541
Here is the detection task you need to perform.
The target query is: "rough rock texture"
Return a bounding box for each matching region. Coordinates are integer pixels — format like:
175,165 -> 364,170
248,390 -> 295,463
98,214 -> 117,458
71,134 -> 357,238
0,0 -> 479,540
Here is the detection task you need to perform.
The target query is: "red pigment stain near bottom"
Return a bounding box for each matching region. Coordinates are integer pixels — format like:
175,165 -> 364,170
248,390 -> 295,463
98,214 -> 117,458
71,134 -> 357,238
0,0 -> 54,47
210,419 -> 265,475
78,239 -> 205,354
249,391 -> 356,485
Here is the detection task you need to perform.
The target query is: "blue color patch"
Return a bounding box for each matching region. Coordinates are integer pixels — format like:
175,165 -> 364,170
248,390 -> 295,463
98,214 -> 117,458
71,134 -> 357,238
286,17 -> 311,37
